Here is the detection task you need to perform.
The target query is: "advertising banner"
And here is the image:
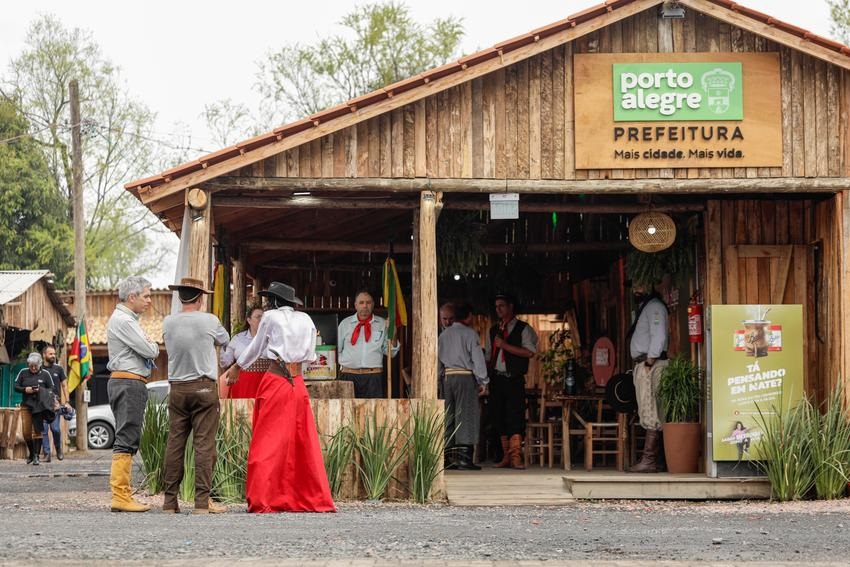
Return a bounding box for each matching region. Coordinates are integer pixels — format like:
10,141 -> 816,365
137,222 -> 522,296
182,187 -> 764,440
710,305 -> 804,461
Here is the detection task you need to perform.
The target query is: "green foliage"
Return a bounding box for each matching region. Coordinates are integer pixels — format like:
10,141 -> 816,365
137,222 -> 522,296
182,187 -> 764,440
256,1 -> 464,121
808,386 -> 850,499
657,355 -> 702,423
355,413 -> 409,501
213,406 -> 252,503
828,0 -> 850,44
179,432 -> 196,503
754,397 -> 816,501
1,15 -> 171,288
0,100 -> 73,277
626,215 -> 698,288
322,425 -> 357,500
139,396 -> 170,494
538,328 -> 575,387
409,404 -> 446,504
436,210 -> 487,277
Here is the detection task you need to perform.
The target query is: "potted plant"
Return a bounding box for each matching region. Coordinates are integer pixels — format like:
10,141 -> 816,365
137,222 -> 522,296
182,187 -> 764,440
657,355 -> 702,474
539,327 -> 575,390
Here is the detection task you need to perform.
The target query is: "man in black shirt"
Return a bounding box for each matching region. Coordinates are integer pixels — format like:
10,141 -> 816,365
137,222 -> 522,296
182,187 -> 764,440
41,346 -> 68,462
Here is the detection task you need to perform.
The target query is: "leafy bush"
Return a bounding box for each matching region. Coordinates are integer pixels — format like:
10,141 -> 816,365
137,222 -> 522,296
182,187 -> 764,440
409,403 -> 446,504
322,425 -> 356,499
139,397 -> 170,494
658,355 -> 702,423
755,397 -> 815,501
355,413 -> 409,501
809,387 -> 850,499
179,432 -> 196,502
213,405 -> 252,502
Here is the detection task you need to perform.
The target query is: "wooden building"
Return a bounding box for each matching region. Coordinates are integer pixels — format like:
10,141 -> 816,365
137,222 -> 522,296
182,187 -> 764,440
126,0 -> 850,492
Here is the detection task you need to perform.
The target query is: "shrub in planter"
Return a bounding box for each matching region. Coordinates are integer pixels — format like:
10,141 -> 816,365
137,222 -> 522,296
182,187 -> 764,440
657,355 -> 702,474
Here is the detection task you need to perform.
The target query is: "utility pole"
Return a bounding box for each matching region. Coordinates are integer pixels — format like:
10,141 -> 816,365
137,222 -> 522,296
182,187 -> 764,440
70,79 -> 87,452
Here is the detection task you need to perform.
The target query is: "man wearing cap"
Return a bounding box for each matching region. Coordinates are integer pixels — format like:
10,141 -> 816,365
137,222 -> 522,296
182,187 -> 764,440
162,277 -> 230,514
106,276 -> 160,512
628,282 -> 669,473
484,293 -> 538,469
439,302 -> 488,470
337,290 -> 399,398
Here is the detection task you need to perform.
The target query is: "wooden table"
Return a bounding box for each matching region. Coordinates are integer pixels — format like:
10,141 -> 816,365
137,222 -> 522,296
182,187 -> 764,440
554,392 -> 604,471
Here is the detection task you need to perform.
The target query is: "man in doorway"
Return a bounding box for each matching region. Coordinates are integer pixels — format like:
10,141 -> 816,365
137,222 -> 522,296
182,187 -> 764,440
485,293 -> 538,469
162,277 -> 230,514
337,290 -> 398,398
40,345 -> 68,462
628,282 -> 670,473
106,276 -> 160,512
439,302 -> 488,470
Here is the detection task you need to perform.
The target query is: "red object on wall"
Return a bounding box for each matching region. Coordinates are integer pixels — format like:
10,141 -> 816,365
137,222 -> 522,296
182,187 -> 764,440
687,292 -> 704,344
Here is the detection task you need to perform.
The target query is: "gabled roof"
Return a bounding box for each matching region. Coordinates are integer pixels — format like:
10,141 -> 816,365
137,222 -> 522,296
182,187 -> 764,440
0,270 -> 76,327
125,0 -> 850,204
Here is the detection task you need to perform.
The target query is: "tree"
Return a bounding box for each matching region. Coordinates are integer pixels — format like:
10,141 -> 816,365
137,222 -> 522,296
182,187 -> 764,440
254,1 -> 464,124
828,0 -> 850,44
0,15 -> 172,289
0,99 -> 72,277
202,98 -> 257,147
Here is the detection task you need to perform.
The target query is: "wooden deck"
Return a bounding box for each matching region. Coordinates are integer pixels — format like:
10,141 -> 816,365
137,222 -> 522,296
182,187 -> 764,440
445,466 -> 771,505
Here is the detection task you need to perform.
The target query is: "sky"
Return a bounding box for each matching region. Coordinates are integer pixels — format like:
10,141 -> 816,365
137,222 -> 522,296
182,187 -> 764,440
0,0 -> 839,286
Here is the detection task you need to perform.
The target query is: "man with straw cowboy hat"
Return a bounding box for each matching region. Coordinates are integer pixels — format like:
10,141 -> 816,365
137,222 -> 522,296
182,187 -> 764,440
162,277 -> 230,514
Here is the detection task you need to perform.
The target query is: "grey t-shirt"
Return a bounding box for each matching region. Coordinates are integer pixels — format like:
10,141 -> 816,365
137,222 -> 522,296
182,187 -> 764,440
163,311 -> 230,382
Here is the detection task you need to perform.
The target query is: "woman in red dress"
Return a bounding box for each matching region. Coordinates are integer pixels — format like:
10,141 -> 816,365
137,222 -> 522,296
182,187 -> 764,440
225,282 -> 335,513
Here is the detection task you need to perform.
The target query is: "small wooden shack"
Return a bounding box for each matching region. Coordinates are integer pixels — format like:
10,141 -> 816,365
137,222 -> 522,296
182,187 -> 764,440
126,0 -> 850,496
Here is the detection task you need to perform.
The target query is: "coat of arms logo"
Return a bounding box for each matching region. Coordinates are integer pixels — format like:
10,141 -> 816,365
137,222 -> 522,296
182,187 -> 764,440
700,68 -> 736,114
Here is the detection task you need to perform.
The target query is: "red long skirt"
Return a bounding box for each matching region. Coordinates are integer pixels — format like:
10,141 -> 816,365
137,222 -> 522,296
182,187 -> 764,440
246,371 -> 336,513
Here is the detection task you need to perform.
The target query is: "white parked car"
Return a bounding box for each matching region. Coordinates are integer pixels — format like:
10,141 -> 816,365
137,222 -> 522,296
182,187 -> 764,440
69,381 -> 170,449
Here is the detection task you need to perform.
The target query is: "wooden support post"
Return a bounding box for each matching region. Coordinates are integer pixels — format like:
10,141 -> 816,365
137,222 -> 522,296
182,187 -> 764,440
70,79 -> 87,452
187,188 -> 212,294
231,255 -> 246,332
840,191 -> 850,407
411,209 -> 421,396
415,191 -> 439,400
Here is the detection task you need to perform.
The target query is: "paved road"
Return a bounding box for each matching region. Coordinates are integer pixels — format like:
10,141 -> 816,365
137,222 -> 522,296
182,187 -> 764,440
1,451 -> 849,565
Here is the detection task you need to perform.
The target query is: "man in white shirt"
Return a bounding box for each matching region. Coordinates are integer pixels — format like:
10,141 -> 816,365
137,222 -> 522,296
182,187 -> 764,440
628,283 -> 670,473
337,291 -> 398,398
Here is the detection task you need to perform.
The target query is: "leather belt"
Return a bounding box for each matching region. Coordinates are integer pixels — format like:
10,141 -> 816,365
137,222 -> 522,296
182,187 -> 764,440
110,371 -> 149,384
340,367 -> 383,375
445,368 -> 473,375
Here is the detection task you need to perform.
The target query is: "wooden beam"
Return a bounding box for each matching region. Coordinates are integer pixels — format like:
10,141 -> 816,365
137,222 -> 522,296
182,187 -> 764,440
135,0 -> 659,206
231,256 -> 246,331
202,176 -> 848,194
417,192 -> 438,400
680,0 -> 850,72
188,189 -> 212,292
258,262 -> 411,272
214,194 -> 705,214
411,208 -> 421,400
243,239 -> 631,254
840,191 -> 850,406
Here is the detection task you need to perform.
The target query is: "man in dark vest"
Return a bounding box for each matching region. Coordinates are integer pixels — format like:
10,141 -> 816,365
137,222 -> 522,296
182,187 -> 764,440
484,293 -> 538,469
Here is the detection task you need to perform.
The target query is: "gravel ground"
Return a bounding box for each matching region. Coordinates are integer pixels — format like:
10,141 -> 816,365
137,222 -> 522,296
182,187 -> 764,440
1,451 -> 850,564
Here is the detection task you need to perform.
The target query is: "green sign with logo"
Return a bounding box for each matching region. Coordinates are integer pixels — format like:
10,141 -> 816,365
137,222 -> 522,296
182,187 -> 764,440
613,62 -> 743,122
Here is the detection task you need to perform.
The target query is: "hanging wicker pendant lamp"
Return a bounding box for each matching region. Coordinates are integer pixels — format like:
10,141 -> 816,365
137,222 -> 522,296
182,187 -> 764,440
629,212 -> 676,252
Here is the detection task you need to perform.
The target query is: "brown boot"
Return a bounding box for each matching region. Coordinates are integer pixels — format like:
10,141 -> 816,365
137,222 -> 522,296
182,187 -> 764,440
631,429 -> 661,473
509,434 -> 525,469
495,436 -> 511,468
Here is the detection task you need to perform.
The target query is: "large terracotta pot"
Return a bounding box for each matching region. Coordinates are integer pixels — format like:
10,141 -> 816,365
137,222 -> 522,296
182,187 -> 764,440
662,422 -> 701,474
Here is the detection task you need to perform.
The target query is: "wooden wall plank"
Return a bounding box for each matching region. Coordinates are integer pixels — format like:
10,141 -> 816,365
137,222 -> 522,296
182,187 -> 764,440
345,125 -> 357,177
357,121 -> 369,177
392,107 -> 404,177
322,133 -> 335,177
461,82 -> 473,178
482,73 -> 496,177
449,86 -> 462,177
310,138 -> 322,177
379,113 -> 392,177
516,60 -> 530,178
403,104 -> 416,177
791,50 -> 805,177
425,96 -> 438,177
504,64 -> 519,178
815,59 -> 829,178
285,147 -> 299,177
528,56 -> 542,180
827,65 -> 841,177
437,89 -> 450,177
368,117 -> 381,177
803,55 -> 818,177
471,77 -> 485,178
553,44 -> 567,179
494,68 -> 507,178
540,50 -> 553,179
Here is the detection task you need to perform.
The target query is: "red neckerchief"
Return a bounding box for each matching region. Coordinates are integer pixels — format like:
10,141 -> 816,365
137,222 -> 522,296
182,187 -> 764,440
489,319 -> 511,366
351,315 -> 373,345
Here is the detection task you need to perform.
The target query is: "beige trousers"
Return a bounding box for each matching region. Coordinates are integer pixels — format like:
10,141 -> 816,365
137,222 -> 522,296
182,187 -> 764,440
633,359 -> 669,431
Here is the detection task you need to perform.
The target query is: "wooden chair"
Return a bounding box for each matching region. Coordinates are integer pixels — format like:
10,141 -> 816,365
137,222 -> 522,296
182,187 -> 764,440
525,381 -> 561,468
584,412 -> 628,471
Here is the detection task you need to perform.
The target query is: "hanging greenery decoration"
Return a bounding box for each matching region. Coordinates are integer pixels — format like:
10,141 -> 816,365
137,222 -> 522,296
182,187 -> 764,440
436,210 -> 487,277
626,214 -> 699,288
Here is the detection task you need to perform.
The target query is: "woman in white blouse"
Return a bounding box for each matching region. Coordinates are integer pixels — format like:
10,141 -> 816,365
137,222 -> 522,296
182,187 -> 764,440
218,306 -> 263,398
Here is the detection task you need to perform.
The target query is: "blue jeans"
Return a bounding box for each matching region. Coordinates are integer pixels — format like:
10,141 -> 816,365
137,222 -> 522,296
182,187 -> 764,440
42,414 -> 61,455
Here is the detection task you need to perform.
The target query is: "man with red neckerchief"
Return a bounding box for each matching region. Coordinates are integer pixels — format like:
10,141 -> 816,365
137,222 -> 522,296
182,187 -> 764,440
337,290 -> 399,398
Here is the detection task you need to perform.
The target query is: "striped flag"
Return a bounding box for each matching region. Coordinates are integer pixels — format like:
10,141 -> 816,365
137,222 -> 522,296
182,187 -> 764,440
382,257 -> 408,341
68,319 -> 93,393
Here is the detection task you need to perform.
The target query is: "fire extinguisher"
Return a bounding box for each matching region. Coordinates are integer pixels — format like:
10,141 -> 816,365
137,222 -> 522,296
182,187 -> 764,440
687,291 -> 704,344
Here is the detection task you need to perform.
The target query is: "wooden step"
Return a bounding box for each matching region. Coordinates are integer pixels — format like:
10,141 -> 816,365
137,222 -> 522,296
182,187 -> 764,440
445,467 -> 575,506
564,471 -> 771,500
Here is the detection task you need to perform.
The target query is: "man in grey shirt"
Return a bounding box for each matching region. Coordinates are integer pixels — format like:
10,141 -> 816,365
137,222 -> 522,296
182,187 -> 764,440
161,277 -> 229,514
106,276 -> 160,512
439,303 -> 488,471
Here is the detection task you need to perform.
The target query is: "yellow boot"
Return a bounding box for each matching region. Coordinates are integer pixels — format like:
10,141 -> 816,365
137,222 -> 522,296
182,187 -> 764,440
110,453 -> 150,512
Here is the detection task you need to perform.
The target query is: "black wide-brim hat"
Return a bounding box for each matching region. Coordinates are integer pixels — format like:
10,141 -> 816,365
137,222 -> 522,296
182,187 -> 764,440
258,281 -> 303,305
605,372 -> 638,413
